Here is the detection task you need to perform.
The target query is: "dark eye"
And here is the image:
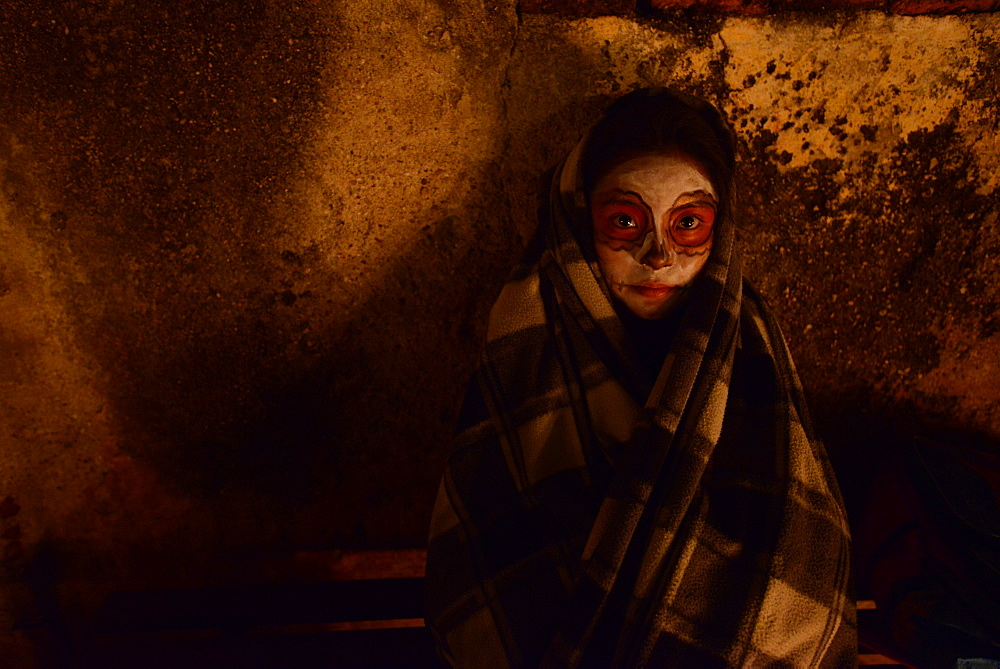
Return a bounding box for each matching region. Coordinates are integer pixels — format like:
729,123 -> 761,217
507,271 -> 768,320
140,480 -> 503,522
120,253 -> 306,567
614,214 -> 637,229
670,205 -> 715,246
677,215 -> 699,230
593,203 -> 647,242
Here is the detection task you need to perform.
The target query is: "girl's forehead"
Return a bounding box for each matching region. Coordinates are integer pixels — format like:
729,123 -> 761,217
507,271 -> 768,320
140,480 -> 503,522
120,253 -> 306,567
594,153 -> 717,202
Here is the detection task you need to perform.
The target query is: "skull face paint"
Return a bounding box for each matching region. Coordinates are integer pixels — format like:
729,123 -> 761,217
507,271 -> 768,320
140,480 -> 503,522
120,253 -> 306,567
590,153 -> 717,320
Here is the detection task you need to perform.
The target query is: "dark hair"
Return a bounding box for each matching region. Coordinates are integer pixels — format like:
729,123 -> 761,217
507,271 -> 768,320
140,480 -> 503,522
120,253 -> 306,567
581,88 -> 736,227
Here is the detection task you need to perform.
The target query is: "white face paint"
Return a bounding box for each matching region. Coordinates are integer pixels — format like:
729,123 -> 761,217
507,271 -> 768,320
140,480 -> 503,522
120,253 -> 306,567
590,153 -> 717,320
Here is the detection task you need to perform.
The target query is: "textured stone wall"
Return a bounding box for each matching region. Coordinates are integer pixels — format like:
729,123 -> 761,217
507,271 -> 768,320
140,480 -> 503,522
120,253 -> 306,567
504,11 -> 1000,468
0,0 -> 519,644
1,0 -> 997,648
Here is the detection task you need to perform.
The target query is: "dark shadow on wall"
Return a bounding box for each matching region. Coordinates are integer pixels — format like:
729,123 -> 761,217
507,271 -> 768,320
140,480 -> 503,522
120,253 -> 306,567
1,0 -> 523,547
816,398 -> 1000,667
0,0 -> 341,495
814,392 -> 999,529
1,1 -> 520,659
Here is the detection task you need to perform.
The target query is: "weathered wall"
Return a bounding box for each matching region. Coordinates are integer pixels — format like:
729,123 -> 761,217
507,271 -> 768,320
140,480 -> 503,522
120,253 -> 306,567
1,0 -> 997,650
0,0 -> 519,645
503,11 -> 1000,495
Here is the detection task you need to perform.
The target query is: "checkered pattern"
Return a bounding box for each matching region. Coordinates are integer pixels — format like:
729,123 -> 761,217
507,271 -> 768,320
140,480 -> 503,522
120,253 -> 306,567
426,143 -> 856,667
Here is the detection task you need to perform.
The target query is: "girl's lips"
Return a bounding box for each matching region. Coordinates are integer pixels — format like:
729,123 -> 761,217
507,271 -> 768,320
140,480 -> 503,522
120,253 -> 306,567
627,283 -> 674,299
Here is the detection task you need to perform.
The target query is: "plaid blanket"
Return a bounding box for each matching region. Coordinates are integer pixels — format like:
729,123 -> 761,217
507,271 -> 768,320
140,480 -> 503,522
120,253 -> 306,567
426,141 -> 856,667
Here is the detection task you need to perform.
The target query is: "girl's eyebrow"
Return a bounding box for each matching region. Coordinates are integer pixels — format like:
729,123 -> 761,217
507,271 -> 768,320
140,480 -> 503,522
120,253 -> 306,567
673,199 -> 717,209
672,190 -> 717,208
604,188 -> 645,203
600,189 -> 653,213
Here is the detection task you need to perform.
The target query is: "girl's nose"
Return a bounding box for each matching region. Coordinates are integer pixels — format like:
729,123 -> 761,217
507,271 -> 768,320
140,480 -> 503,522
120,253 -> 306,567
641,237 -> 675,270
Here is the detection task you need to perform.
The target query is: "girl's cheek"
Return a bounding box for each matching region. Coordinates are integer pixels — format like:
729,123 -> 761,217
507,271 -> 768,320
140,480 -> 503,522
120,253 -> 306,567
669,237 -> 712,259
596,245 -> 639,282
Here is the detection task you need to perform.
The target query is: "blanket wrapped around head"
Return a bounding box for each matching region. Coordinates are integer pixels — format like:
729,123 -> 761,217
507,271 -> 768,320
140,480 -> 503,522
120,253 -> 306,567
425,97 -> 856,668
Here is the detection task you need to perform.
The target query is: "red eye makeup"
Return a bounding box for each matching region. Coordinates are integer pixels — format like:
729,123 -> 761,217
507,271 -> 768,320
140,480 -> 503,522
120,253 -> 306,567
593,202 -> 649,242
669,205 -> 715,247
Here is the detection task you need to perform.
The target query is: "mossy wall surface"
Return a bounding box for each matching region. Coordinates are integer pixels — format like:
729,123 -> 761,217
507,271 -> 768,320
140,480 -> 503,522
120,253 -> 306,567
1,0 -> 997,640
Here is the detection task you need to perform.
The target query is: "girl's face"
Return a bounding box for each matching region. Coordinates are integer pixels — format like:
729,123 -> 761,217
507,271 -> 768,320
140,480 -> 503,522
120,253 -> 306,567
590,153 -> 717,320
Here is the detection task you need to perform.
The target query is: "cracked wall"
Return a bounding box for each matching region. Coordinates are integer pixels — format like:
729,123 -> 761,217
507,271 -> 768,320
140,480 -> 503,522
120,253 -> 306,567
1,0 -> 998,647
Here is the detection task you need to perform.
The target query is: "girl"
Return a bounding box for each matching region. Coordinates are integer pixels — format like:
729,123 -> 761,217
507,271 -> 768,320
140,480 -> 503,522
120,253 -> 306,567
426,88 -> 855,667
